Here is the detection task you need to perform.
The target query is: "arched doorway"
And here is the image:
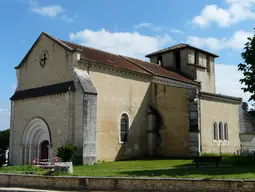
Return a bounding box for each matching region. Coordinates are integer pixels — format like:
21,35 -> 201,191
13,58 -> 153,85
148,106 -> 164,157
40,140 -> 49,160
21,118 -> 52,164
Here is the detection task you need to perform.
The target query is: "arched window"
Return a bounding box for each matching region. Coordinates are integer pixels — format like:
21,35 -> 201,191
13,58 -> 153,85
224,123 -> 228,140
120,114 -> 129,143
213,122 -> 218,140
219,122 -> 223,140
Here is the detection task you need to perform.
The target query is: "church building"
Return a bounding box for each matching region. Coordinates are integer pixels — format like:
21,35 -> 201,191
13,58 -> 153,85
9,32 -> 242,165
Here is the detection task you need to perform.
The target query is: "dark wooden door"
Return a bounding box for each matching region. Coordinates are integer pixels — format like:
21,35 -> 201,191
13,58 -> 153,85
40,140 -> 49,161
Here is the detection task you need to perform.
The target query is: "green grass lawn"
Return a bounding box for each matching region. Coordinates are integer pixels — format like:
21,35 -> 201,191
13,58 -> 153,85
0,165 -> 48,175
1,157 -> 255,179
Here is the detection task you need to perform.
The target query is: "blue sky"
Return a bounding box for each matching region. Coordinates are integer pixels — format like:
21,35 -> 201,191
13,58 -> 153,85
0,0 -> 254,130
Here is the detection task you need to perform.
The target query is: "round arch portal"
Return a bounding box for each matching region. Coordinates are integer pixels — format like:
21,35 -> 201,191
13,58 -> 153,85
21,117 -> 52,165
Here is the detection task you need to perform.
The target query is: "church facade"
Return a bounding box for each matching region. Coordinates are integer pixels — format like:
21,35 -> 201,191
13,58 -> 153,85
9,32 -> 242,165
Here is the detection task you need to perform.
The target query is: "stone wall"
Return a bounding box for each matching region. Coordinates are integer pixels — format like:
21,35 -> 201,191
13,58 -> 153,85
200,98 -> 241,154
10,94 -> 71,165
17,33 -> 73,91
187,49 -> 216,93
239,106 -> 255,134
152,83 -> 190,157
180,48 -> 196,79
239,106 -> 255,151
0,174 -> 255,191
80,62 -> 152,161
196,58 -> 215,94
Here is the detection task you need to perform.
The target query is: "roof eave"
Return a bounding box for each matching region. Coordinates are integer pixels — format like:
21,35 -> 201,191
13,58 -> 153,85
79,58 -> 152,78
145,45 -> 219,58
200,91 -> 242,104
155,75 -> 200,87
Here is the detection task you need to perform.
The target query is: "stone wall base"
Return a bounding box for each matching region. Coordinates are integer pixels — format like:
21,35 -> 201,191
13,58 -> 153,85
0,174 -> 255,191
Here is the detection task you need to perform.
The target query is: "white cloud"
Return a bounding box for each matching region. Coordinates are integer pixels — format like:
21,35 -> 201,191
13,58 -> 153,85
60,14 -> 77,23
215,64 -> 251,104
31,5 -> 64,18
134,23 -> 152,28
27,1 -> 76,22
187,30 -> 252,51
228,30 -> 253,49
192,0 -> 255,27
134,23 -> 162,32
169,28 -> 184,34
70,29 -> 173,59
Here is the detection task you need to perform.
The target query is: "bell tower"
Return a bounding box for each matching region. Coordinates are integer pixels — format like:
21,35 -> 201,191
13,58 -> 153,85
146,44 -> 219,93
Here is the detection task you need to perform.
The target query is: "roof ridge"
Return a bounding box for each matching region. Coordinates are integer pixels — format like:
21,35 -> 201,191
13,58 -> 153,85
120,56 -> 154,75
59,39 -> 161,66
123,55 -> 160,66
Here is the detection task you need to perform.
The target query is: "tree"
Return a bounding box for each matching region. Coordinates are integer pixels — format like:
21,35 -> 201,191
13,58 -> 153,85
242,102 -> 249,112
0,129 -> 9,167
238,29 -> 255,101
0,129 -> 10,151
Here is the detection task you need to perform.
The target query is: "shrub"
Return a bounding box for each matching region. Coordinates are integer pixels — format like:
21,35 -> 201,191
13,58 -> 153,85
200,153 -> 219,157
0,150 -> 6,168
57,144 -> 77,162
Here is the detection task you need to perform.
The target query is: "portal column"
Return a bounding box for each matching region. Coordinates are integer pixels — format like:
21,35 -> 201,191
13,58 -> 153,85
28,145 -> 32,164
19,145 -> 24,165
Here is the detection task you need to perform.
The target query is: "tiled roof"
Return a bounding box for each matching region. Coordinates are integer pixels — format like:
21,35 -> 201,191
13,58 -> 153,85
15,32 -> 198,85
60,40 -> 198,85
10,81 -> 75,101
122,56 -> 196,84
145,43 -> 219,58
62,41 -> 149,75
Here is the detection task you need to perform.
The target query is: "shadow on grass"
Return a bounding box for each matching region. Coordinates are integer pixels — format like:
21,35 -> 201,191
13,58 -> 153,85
120,166 -> 255,179
120,156 -> 255,179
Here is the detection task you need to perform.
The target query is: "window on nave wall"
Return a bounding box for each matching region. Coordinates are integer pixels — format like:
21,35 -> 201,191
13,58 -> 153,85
120,113 -> 129,143
213,121 -> 229,141
213,122 -> 218,140
219,122 -> 223,140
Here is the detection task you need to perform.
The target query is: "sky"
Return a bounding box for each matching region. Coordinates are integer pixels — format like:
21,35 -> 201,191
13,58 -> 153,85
0,0 -> 254,130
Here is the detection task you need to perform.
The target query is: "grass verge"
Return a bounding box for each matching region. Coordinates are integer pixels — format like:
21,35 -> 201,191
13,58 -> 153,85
1,157 -> 255,179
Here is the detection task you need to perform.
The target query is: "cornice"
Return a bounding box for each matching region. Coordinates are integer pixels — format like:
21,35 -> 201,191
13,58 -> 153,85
79,58 -> 153,81
153,76 -> 198,89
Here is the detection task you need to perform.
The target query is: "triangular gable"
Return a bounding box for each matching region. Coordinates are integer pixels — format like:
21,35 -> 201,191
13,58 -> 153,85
15,32 -> 74,69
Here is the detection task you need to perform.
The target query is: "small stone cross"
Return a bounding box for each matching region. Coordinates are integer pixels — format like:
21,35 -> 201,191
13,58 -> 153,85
40,52 -> 48,67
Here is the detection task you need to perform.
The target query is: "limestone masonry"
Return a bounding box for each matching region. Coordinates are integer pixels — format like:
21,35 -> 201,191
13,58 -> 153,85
9,32 -> 252,165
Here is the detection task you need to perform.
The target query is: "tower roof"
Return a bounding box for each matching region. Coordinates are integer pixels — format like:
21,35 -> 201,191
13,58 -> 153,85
145,43 -> 219,58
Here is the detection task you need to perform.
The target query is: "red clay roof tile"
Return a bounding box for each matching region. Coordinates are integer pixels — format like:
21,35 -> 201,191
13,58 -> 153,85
60,40 -> 198,85
62,40 -> 149,75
